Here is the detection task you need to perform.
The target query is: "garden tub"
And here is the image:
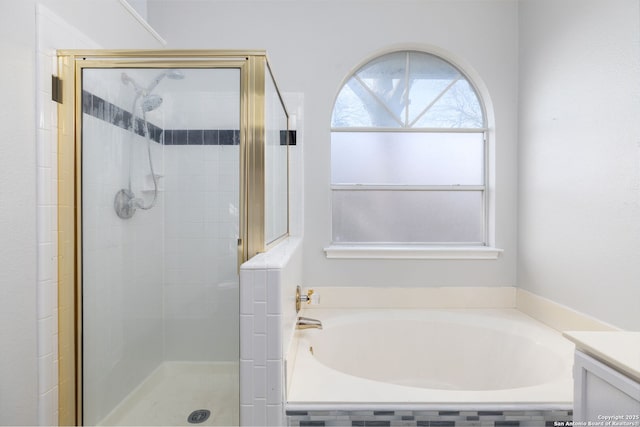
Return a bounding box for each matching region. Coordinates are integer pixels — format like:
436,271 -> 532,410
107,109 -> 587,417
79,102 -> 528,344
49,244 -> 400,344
287,308 -> 574,410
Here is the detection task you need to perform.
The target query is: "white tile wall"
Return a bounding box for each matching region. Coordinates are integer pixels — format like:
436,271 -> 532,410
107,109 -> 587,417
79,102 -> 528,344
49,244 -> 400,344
35,5 -> 100,425
81,113 -> 166,425
162,146 -> 240,363
159,72 -> 243,364
239,237 -> 303,427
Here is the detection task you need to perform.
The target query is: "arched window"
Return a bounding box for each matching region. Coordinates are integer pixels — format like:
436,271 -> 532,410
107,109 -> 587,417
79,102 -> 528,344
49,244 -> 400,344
330,50 -> 488,246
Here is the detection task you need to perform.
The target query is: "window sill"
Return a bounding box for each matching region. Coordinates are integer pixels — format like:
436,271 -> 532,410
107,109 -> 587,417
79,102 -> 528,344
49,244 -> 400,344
323,245 -> 503,260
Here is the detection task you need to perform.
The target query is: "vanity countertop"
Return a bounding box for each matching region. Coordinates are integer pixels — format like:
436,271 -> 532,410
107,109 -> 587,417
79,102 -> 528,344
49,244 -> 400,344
563,331 -> 640,383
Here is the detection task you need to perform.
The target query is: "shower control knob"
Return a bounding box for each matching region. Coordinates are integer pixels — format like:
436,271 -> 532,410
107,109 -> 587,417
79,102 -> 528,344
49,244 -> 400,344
300,289 -> 314,304
296,286 -> 317,312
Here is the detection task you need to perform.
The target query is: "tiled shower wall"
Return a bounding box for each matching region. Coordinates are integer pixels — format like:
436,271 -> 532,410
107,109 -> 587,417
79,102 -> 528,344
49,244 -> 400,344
240,237 -> 303,427
162,141 -> 240,361
35,5 -> 100,424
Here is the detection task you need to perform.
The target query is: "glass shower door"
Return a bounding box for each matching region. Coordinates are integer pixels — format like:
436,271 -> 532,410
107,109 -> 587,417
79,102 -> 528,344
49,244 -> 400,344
81,66 -> 240,426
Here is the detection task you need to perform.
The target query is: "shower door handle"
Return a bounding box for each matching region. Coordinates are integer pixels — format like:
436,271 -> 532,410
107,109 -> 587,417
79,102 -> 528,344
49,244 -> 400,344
237,238 -> 243,273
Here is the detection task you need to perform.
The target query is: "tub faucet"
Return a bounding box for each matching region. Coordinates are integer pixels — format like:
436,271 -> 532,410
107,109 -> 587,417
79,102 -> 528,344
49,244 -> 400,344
296,316 -> 323,330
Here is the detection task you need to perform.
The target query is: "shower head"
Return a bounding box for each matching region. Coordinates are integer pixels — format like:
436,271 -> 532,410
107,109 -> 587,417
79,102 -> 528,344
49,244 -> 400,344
141,94 -> 163,112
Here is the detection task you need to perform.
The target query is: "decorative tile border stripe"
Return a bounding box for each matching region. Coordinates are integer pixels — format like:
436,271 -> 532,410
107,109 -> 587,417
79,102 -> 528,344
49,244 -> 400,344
82,90 -> 163,143
81,90 -> 295,146
163,129 -> 239,146
286,409 -> 573,427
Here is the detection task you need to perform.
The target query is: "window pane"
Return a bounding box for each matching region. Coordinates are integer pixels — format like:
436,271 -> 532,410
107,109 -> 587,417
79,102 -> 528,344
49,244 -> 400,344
332,79 -> 402,128
331,51 -> 484,129
332,132 -> 484,185
414,79 -> 484,128
332,190 -> 484,244
354,51 -> 407,122
406,78 -> 455,125
407,51 -> 462,125
407,51 -> 461,80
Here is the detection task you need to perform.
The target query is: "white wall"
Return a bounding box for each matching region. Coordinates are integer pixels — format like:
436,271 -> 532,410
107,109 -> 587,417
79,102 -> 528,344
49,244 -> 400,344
148,0 -> 521,288
0,2 -> 39,424
518,0 -> 640,330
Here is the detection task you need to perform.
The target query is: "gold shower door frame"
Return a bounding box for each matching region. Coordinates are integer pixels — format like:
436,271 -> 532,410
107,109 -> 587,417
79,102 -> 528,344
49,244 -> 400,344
57,50 -> 285,426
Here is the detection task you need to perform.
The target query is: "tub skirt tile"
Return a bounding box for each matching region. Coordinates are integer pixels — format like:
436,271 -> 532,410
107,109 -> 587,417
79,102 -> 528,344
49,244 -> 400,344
286,409 -> 573,427
287,411 -> 309,416
413,411 -> 440,417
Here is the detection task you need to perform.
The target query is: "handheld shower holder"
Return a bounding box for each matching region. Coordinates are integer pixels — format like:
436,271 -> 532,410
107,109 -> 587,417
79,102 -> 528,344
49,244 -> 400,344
114,189 -> 136,219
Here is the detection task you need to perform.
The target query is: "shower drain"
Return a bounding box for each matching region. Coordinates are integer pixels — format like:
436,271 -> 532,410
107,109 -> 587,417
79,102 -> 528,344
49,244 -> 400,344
187,409 -> 211,424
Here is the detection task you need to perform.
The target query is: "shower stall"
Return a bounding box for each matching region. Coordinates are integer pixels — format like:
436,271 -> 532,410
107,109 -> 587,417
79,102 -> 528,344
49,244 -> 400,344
57,51 -> 290,426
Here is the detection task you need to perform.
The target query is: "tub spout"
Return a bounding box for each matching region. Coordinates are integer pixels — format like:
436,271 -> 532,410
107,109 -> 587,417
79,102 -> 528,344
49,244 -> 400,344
296,316 -> 323,330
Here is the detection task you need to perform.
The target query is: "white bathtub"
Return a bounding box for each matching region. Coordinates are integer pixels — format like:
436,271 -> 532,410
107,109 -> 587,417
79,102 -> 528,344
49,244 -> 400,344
287,308 -> 575,410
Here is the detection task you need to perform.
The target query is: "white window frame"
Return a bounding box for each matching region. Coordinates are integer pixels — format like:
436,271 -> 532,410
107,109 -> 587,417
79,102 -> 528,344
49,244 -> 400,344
325,50 -> 502,260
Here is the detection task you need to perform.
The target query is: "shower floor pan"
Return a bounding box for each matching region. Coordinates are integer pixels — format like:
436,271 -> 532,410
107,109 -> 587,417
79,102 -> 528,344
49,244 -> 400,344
97,361 -> 239,426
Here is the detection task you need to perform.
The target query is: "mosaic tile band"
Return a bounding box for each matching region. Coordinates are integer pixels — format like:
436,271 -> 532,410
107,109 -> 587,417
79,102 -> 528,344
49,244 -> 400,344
286,409 -> 573,427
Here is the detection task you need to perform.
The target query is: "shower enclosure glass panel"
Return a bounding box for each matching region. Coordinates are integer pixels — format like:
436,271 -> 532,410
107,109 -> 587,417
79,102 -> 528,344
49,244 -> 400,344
81,67 -> 240,426
264,67 -> 289,245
